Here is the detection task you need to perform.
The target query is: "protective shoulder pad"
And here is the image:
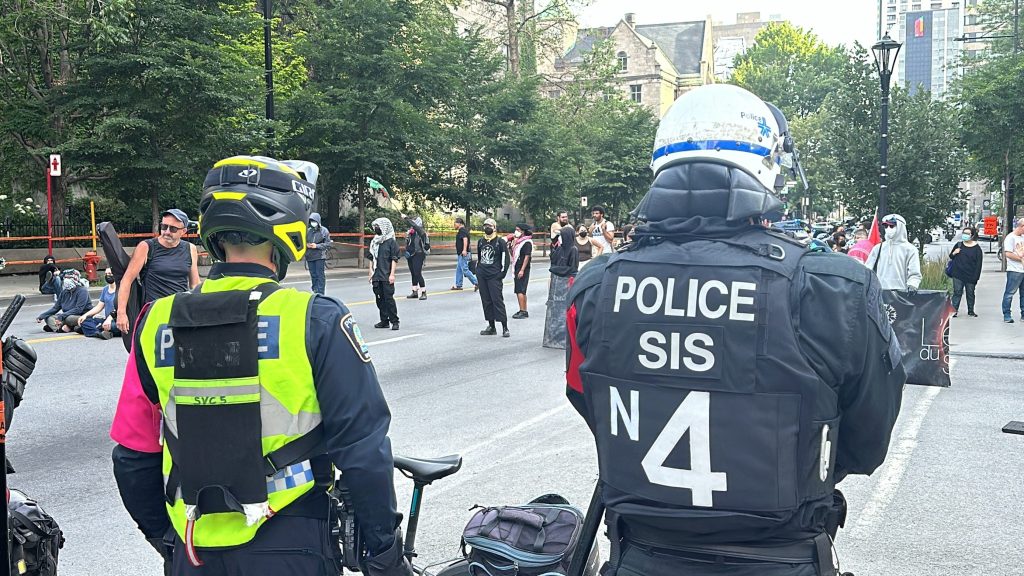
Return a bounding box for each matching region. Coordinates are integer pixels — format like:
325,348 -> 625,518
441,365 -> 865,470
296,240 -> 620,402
797,251 -> 872,285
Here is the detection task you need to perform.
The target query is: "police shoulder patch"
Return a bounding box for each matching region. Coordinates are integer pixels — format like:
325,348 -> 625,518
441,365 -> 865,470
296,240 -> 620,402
340,313 -> 371,363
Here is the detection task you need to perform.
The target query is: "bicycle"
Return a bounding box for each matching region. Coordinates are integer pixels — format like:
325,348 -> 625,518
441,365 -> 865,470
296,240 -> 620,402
332,454 -> 603,576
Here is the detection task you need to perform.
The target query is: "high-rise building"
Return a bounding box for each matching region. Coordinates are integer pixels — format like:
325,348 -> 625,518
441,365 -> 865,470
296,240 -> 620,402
877,0 -> 984,100
898,7 -> 962,98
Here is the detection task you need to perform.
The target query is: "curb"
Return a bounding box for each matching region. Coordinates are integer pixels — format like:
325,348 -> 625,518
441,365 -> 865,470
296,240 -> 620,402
949,351 -> 1024,360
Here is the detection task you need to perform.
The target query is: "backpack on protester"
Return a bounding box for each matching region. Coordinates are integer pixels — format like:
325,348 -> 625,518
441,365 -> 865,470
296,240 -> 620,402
8,488 -> 64,576
460,495 -> 585,576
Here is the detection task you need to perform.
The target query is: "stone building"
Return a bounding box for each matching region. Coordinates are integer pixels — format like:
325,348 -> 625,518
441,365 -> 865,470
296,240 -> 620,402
545,13 -> 716,117
712,12 -> 781,81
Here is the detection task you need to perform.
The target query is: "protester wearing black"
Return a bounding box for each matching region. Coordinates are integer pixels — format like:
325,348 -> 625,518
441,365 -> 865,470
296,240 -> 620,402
511,224 -> 534,319
550,226 -> 579,277
38,255 -> 59,294
477,218 -> 510,337
565,85 -> 905,576
949,226 -> 984,318
403,215 -> 429,300
369,217 -> 401,330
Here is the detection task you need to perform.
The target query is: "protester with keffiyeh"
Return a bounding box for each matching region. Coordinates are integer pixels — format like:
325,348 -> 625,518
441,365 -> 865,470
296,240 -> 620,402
367,217 -> 401,330
509,224 -> 534,319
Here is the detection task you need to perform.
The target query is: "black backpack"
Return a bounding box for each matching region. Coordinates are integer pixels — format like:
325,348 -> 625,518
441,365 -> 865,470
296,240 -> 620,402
461,495 -> 583,576
8,489 -> 64,576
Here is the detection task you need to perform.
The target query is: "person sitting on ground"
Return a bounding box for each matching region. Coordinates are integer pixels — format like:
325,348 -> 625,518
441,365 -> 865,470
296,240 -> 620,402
74,268 -> 122,339
35,269 -> 93,333
38,255 -> 60,295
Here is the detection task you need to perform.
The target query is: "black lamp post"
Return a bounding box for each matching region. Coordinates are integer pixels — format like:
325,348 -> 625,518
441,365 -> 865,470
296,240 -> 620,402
871,32 -> 902,219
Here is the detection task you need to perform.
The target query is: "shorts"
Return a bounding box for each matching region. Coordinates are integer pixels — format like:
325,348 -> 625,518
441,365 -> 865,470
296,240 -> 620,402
514,270 -> 530,294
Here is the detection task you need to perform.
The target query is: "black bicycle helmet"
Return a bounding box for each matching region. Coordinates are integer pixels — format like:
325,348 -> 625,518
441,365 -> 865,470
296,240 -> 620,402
199,155 -> 319,279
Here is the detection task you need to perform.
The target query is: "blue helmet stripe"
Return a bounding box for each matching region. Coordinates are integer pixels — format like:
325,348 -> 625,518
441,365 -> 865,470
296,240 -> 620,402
652,140 -> 774,164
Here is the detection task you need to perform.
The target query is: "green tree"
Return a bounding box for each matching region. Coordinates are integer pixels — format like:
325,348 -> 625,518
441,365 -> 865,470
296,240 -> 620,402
519,40 -> 657,225
0,0 -> 91,229
730,22 -> 846,118
62,0 -> 268,228
808,46 -> 967,246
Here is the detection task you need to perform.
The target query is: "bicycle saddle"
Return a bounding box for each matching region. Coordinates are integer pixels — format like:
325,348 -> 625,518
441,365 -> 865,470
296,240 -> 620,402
393,454 -> 463,483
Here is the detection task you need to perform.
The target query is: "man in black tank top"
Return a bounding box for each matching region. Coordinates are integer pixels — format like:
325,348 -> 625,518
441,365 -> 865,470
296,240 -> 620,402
116,209 -> 200,334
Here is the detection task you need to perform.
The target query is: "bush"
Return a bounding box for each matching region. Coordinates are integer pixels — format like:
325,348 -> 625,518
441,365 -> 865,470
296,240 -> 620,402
920,257 -> 952,293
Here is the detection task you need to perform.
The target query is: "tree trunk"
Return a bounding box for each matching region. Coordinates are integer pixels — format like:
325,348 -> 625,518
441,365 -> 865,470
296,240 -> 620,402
506,0 -> 520,78
357,179 -> 366,269
151,189 -> 160,233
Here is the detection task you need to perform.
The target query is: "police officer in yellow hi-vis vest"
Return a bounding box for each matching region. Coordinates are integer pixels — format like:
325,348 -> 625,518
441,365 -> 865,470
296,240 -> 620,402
110,156 -> 413,576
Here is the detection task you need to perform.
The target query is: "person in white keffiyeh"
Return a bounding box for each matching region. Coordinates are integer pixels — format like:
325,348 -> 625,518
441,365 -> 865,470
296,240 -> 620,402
368,217 -> 401,330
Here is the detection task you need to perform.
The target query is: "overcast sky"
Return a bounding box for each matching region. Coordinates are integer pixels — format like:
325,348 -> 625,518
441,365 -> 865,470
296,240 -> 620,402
577,0 -> 880,49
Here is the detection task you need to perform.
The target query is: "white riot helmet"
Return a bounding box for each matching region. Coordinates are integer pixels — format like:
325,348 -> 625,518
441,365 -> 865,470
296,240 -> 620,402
651,85 -> 788,193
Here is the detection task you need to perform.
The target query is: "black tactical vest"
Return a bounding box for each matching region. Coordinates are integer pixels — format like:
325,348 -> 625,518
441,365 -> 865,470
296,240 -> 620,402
574,230 -> 840,544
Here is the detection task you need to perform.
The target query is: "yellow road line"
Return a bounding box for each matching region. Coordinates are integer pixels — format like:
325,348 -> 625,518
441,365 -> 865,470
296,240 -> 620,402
26,334 -> 83,344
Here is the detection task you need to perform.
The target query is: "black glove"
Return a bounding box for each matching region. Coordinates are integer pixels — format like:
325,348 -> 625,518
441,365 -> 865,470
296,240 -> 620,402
364,529 -> 414,576
2,336 -> 37,409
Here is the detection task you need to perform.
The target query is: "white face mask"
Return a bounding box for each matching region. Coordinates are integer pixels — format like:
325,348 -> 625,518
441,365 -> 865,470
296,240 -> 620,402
514,231 -> 522,238
884,226 -> 898,240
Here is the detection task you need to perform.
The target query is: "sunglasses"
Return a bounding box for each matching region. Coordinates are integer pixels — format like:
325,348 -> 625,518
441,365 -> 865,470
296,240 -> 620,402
881,221 -> 898,228
160,223 -> 184,233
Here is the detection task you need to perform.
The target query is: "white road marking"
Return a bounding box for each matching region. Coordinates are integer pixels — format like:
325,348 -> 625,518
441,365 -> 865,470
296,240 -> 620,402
850,381 -> 944,534
459,404 -> 571,457
365,334 -> 423,346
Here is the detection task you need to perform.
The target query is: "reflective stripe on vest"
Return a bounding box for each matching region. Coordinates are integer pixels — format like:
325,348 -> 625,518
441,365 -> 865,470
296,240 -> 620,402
140,276 -> 321,549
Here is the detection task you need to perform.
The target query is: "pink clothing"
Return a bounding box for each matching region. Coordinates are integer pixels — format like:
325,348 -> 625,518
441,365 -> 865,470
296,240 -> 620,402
110,345 -> 162,454
847,239 -> 875,263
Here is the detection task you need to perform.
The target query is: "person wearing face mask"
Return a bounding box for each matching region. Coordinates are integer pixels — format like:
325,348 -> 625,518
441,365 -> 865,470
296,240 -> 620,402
73,268 -> 122,339
38,255 -> 60,296
368,218 -> 401,330
865,214 -> 922,292
947,226 -> 983,318
304,212 -> 332,295
575,225 -> 599,266
477,218 -> 511,337
509,224 -> 534,319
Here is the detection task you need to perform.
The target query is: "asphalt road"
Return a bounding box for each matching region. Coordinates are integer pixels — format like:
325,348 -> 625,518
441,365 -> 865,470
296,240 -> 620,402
0,261 -> 1022,575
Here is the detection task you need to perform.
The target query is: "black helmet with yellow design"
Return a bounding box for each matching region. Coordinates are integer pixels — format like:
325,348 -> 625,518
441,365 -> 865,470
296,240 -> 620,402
199,155 -> 319,279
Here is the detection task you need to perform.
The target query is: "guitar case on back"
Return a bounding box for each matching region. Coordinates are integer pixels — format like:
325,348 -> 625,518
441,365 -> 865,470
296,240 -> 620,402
98,222 -> 144,352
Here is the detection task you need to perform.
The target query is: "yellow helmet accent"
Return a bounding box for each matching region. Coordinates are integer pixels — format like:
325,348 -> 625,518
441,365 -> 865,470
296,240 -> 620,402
214,157 -> 301,178
273,221 -> 308,261
211,191 -> 247,201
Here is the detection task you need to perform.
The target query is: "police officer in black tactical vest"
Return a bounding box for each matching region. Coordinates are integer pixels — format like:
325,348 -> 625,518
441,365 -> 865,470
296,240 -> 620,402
564,84 -> 907,576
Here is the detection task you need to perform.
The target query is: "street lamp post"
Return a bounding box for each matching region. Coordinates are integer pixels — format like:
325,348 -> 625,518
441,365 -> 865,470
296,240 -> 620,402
872,33 -> 902,219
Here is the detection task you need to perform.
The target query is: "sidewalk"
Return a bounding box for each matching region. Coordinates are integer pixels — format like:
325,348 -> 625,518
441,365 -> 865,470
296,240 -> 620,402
0,255 -> 510,303
947,251 -> 1024,359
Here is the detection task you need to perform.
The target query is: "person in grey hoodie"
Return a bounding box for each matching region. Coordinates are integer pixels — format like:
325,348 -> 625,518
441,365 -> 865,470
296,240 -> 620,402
36,269 -> 93,332
865,213 -> 922,292
305,212 -> 332,295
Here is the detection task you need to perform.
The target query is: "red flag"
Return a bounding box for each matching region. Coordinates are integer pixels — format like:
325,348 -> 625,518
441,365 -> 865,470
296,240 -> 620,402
868,212 -> 881,246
